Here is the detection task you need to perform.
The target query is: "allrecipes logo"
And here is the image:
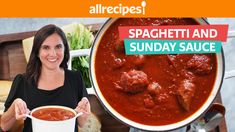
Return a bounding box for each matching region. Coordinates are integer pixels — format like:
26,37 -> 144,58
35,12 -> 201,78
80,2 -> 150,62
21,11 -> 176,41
89,1 -> 146,16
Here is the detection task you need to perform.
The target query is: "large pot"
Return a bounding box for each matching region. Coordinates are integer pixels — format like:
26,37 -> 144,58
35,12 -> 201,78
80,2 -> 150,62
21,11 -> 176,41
89,18 -> 225,131
26,105 -> 82,132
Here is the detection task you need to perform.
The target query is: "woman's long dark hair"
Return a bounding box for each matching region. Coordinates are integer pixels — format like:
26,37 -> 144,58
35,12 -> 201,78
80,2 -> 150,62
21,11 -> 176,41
25,24 -> 70,85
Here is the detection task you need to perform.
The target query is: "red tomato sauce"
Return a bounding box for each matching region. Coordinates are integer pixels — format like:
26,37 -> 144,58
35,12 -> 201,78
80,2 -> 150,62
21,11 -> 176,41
95,18 -> 217,125
32,108 -> 75,121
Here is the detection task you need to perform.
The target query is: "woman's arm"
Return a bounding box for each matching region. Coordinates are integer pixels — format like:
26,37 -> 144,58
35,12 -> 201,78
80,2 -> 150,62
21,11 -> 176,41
75,97 -> 91,127
1,98 -> 29,131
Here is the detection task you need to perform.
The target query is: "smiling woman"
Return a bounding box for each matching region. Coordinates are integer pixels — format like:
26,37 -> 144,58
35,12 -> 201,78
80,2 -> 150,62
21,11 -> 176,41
0,24 -> 91,132
39,33 -> 65,74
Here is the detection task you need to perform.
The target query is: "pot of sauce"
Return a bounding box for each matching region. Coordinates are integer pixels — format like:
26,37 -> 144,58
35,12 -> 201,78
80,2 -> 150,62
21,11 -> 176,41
25,105 -> 82,132
89,18 -> 225,131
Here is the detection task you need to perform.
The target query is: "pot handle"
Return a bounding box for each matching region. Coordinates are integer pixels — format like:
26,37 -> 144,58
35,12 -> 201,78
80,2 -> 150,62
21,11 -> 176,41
68,49 -> 91,70
224,70 -> 235,79
75,112 -> 83,118
87,87 -> 96,96
227,30 -> 235,38
25,114 -> 33,119
68,48 -> 97,96
188,103 -> 225,132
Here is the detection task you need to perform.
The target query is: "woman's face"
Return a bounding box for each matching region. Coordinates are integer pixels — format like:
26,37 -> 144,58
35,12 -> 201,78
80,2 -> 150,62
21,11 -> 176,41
39,33 -> 64,70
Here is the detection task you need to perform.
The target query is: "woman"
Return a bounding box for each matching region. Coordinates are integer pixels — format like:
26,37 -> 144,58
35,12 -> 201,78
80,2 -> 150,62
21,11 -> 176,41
0,24 -> 91,132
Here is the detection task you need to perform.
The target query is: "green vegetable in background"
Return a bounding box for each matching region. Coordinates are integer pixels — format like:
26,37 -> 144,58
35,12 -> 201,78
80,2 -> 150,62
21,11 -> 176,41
67,24 -> 94,88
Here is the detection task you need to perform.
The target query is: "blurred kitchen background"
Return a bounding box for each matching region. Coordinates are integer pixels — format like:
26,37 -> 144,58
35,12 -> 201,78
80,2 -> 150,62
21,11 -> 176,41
0,18 -> 234,131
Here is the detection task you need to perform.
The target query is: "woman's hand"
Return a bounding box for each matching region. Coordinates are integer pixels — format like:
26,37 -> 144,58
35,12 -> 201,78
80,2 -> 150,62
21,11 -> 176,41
75,97 -> 91,127
0,98 -> 29,131
14,98 -> 30,120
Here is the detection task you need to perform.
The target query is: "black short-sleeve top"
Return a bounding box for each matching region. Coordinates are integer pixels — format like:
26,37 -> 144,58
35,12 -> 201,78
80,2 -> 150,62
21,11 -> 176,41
4,69 -> 88,132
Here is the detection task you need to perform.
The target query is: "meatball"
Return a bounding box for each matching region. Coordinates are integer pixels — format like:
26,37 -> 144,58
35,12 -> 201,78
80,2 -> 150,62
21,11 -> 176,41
177,79 -> 196,111
147,82 -> 162,95
116,70 -> 149,93
187,55 -> 212,75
